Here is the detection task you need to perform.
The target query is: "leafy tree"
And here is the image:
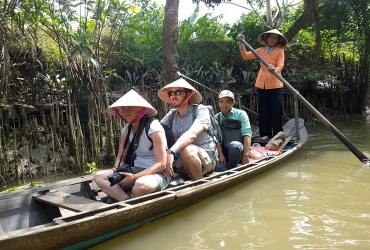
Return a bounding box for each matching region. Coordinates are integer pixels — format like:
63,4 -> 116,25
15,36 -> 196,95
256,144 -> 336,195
178,6 -> 230,53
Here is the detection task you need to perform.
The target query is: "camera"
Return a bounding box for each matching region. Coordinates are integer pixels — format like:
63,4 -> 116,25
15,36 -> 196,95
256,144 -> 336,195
108,164 -> 133,187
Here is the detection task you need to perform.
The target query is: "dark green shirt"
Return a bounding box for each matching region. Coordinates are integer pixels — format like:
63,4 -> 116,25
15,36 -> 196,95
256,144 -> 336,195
216,107 -> 252,138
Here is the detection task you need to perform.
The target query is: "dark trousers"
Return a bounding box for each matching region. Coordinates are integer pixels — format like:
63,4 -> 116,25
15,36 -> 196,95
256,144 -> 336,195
257,88 -> 283,137
222,141 -> 244,169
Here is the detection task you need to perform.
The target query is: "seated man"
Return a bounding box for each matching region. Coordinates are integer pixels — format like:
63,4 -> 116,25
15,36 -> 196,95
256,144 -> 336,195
216,90 -> 252,169
158,78 -> 216,181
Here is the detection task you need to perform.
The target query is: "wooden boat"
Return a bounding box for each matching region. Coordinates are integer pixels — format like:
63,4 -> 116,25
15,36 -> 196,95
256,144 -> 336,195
0,118 -> 307,250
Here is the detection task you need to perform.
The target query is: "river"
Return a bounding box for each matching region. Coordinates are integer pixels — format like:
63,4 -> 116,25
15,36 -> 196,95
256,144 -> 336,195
89,117 -> 370,250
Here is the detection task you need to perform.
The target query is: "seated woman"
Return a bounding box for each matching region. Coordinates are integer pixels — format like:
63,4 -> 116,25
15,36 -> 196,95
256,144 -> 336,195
94,89 -> 171,202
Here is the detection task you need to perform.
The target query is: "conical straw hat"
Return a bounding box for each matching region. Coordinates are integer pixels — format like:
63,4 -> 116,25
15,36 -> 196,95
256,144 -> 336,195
158,78 -> 202,104
106,89 -> 157,117
258,29 -> 288,47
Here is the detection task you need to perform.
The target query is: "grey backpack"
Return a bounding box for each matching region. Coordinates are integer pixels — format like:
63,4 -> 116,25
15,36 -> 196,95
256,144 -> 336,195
168,104 -> 222,144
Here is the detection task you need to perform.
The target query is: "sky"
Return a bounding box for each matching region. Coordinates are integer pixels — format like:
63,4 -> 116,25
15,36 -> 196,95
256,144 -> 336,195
153,0 -> 248,24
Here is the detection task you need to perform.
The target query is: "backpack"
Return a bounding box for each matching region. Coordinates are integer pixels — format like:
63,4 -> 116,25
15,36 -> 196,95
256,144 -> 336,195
215,113 -> 243,149
143,115 -> 176,150
123,116 -> 176,163
168,104 -> 222,144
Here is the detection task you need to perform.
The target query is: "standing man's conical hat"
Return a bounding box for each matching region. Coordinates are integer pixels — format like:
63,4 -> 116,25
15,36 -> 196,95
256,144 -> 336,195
106,89 -> 157,117
158,78 -> 202,104
258,29 -> 288,47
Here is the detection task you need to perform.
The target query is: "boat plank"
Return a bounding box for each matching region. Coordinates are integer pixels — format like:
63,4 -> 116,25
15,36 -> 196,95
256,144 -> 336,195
33,190 -> 109,212
0,175 -> 96,202
0,223 -> 53,238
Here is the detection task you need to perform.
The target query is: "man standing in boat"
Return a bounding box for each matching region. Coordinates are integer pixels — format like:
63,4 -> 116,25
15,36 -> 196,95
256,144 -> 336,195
215,90 -> 252,169
158,79 -> 216,180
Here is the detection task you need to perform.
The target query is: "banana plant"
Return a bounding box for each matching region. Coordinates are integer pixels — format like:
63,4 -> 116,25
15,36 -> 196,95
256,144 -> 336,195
67,30 -> 94,61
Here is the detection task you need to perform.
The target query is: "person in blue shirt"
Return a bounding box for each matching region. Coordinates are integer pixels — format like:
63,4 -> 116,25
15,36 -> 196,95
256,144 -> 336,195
215,90 -> 252,169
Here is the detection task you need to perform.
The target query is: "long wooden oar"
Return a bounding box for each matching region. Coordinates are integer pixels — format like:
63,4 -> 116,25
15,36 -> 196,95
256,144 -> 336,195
177,71 -> 258,116
237,35 -> 370,164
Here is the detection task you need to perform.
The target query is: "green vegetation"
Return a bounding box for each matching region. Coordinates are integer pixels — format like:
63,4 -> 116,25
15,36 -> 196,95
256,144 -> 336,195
85,162 -> 101,174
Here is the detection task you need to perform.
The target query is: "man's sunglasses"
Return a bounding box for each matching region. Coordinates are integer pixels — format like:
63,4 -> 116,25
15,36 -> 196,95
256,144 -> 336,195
168,90 -> 187,96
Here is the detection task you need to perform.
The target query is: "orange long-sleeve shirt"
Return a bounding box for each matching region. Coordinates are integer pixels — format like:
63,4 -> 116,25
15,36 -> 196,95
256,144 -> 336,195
240,47 -> 284,89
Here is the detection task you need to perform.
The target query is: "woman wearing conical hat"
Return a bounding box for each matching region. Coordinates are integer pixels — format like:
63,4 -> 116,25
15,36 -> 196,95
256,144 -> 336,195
238,29 -> 288,138
94,89 -> 171,202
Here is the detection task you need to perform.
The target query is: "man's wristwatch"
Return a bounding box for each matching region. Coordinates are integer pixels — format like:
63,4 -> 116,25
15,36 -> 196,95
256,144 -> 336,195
166,148 -> 175,156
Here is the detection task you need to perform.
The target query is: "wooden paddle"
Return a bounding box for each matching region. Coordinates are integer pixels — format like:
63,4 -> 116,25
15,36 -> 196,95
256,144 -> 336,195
236,35 -> 370,164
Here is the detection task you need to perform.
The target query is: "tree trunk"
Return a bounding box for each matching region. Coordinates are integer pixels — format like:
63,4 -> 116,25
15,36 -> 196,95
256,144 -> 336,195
162,0 -> 180,102
356,30 -> 370,113
76,84 -> 93,159
312,2 -> 321,69
284,0 -> 315,42
350,0 -> 370,113
266,0 -> 273,27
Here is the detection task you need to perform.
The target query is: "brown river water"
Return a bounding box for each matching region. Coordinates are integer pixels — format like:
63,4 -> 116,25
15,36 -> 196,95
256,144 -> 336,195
89,117 -> 370,250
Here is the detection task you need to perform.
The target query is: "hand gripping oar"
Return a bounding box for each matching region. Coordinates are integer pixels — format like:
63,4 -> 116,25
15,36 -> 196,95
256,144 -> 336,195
236,35 -> 370,165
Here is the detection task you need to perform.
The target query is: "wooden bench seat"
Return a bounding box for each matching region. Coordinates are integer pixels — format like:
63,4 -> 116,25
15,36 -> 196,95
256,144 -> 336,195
33,190 -> 109,212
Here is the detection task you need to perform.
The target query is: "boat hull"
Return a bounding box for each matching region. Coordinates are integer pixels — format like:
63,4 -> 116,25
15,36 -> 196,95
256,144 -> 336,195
0,119 -> 307,250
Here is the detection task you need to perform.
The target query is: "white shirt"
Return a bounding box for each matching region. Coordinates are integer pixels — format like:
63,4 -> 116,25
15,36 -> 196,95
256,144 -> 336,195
122,119 -> 166,168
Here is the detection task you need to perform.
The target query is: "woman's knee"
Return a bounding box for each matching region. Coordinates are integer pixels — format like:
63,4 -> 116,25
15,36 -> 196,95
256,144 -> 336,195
94,169 -> 111,182
132,177 -> 156,194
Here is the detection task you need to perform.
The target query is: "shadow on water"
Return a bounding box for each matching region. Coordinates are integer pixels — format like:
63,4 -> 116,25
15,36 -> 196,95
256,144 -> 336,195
89,119 -> 370,249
